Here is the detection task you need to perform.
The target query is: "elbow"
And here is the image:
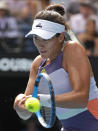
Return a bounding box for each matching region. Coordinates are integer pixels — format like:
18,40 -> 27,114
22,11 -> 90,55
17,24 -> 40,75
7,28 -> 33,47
80,93 -> 89,108
74,89 -> 89,108
81,100 -> 88,108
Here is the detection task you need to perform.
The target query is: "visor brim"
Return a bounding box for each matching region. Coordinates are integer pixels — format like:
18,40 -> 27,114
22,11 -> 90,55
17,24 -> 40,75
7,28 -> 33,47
25,28 -> 56,40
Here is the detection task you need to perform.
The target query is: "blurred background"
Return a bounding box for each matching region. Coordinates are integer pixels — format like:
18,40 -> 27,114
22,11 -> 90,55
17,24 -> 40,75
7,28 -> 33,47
0,0 -> 98,131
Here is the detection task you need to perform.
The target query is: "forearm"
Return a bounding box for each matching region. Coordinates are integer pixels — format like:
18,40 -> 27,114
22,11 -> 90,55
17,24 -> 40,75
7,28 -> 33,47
55,91 -> 89,108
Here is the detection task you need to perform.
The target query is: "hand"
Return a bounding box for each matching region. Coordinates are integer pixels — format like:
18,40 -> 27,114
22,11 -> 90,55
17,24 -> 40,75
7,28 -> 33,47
14,94 -> 32,111
14,94 -> 26,110
13,94 -> 32,120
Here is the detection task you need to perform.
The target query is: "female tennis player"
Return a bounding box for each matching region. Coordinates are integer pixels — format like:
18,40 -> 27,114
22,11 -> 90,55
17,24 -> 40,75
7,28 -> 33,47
14,4 -> 98,131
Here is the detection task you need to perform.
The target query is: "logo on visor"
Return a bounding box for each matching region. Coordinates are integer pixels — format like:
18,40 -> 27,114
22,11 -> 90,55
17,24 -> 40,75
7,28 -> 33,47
36,23 -> 42,28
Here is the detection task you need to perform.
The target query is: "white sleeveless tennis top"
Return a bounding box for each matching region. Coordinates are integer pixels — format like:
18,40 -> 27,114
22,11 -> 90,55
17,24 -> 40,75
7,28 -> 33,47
38,52 -> 98,120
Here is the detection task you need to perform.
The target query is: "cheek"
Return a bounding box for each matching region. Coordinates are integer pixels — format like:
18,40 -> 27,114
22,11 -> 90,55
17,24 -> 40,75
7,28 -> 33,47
48,45 -> 57,55
47,44 -> 54,51
33,40 -> 38,46
33,42 -> 42,49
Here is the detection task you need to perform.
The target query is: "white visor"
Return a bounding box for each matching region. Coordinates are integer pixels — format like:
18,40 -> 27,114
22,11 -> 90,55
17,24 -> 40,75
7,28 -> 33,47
25,19 -> 65,40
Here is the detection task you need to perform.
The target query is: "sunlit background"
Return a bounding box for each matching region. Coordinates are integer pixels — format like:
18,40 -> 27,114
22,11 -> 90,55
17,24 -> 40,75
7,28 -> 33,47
0,0 -> 98,131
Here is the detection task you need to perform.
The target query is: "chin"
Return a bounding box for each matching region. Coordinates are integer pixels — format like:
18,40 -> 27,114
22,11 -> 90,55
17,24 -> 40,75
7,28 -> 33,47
41,55 -> 48,59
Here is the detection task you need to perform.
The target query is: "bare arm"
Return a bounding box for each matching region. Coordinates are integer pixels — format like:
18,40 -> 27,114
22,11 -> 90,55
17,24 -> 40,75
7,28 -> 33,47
13,55 -> 42,120
56,42 -> 91,108
24,56 -> 42,95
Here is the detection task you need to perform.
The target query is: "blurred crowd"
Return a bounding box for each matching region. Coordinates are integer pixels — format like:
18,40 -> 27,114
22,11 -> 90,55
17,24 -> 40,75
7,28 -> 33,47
66,0 -> 98,56
0,0 -> 98,56
0,1 -> 98,131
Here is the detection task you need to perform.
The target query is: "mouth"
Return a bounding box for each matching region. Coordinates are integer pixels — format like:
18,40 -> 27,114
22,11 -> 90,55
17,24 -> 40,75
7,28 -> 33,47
40,50 -> 47,54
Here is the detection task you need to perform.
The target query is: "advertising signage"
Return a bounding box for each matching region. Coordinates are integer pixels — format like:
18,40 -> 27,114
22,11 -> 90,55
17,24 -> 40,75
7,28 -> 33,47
0,53 -> 38,77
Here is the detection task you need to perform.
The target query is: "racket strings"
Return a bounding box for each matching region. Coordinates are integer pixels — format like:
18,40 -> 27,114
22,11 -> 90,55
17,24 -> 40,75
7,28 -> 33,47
40,106 -> 51,124
38,77 -> 52,124
36,74 -> 56,128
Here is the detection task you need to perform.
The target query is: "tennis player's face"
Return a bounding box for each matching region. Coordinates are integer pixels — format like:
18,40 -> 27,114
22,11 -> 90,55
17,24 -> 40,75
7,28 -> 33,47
33,35 -> 61,60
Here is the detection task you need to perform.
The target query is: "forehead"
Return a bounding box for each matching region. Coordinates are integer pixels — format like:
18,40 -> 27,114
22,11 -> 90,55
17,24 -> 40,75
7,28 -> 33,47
80,5 -> 93,10
33,34 -> 58,43
33,35 -> 47,39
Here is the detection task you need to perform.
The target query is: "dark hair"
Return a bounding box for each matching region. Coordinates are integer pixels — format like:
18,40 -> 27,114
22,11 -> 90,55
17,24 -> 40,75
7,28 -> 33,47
80,2 -> 94,9
46,4 -> 65,16
34,4 -> 68,29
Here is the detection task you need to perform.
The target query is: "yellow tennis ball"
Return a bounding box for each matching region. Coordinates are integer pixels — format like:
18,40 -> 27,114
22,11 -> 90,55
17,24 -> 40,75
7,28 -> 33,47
25,97 -> 40,113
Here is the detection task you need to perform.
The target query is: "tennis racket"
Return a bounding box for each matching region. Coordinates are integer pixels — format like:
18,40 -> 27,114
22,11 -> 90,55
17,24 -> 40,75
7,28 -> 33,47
32,72 -> 56,128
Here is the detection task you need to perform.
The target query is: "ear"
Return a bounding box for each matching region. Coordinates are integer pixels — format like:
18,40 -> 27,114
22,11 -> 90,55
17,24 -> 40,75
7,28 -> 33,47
58,32 -> 65,43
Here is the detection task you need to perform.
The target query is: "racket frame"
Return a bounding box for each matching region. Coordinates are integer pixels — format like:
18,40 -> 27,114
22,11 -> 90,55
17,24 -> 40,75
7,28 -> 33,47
32,73 -> 56,128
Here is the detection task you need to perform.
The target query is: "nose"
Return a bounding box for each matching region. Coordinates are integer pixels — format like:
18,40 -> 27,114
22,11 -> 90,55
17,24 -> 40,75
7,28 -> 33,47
36,41 -> 45,47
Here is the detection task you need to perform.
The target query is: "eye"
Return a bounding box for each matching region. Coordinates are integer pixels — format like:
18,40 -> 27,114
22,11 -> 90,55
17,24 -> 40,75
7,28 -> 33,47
33,35 -> 39,40
33,35 -> 48,42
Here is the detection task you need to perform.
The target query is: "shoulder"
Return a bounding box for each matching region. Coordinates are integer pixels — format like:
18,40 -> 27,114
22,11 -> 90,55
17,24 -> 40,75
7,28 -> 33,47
63,41 -> 86,55
62,41 -> 89,69
70,14 -> 83,21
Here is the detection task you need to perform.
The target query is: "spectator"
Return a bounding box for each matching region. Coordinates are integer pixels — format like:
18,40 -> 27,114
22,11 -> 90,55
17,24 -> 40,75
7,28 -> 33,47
5,0 -> 27,18
0,1 -> 19,38
0,1 -> 22,53
41,0 -> 50,9
16,0 -> 43,53
94,34 -> 98,56
18,7 -> 38,53
78,18 -> 97,56
69,1 -> 97,34
66,1 -> 80,19
18,6 -> 32,35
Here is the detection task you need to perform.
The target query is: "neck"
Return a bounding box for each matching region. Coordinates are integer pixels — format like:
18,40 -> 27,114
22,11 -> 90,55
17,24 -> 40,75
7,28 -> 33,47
48,49 -> 61,63
86,31 -> 95,36
50,43 -> 62,62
